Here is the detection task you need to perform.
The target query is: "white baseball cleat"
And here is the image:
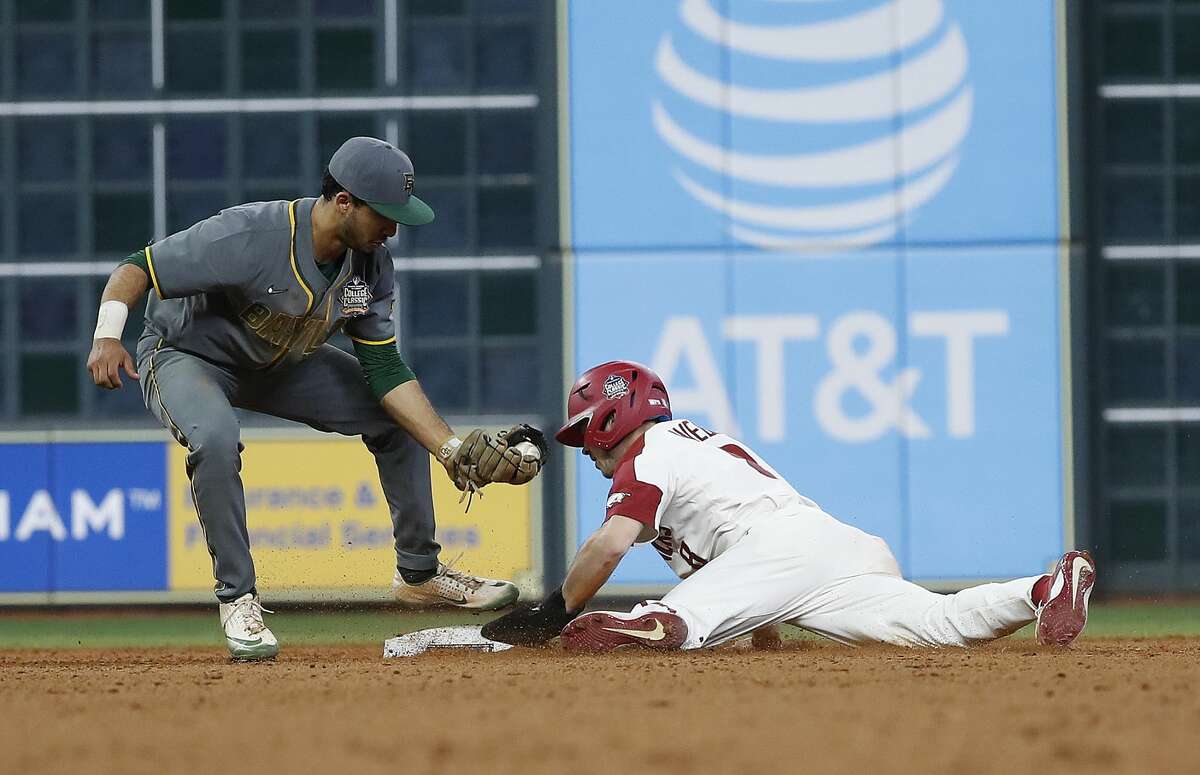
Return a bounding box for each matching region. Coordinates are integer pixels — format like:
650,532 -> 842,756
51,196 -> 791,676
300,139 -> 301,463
560,609 -> 689,653
391,563 -> 519,610
219,593 -> 279,660
1035,550 -> 1096,647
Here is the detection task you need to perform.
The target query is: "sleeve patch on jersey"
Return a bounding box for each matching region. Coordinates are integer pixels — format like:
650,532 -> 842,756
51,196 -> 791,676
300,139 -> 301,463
604,479 -> 662,528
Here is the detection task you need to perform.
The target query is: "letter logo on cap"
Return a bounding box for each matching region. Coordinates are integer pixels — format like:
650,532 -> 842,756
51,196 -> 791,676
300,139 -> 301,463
403,173 -> 414,193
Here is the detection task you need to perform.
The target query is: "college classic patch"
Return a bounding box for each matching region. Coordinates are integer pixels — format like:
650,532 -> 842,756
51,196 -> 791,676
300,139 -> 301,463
340,276 -> 371,317
603,374 -> 629,399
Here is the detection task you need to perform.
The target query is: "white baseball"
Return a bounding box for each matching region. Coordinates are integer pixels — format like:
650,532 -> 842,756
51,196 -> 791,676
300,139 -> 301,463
513,440 -> 541,461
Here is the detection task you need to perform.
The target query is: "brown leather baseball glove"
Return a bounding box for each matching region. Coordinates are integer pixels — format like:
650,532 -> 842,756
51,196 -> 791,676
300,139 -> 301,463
437,424 -> 547,492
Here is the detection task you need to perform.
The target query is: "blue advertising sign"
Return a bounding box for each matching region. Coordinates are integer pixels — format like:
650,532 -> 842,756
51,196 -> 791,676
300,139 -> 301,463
0,444 -> 54,592
570,0 -> 1059,250
0,442 -> 168,592
567,1 -> 1065,585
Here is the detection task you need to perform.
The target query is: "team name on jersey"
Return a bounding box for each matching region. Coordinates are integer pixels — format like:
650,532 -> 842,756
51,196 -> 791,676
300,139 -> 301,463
669,419 -> 779,480
669,419 -> 715,442
240,303 -> 341,356
651,525 -> 710,571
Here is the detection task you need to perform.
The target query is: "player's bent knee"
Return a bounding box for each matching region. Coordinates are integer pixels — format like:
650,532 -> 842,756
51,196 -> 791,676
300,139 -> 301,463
186,425 -> 243,468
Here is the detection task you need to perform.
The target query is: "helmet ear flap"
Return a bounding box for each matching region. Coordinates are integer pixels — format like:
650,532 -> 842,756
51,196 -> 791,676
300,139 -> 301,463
584,407 -> 620,449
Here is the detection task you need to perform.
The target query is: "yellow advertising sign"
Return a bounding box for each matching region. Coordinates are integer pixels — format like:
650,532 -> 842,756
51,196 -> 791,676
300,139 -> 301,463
167,437 -> 536,593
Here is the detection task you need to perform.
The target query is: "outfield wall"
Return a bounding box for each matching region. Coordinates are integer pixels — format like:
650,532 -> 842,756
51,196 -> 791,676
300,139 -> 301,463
0,430 -> 542,603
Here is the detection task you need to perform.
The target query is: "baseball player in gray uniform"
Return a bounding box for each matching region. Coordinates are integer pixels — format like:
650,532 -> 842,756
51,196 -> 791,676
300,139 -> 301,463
86,137 -> 547,660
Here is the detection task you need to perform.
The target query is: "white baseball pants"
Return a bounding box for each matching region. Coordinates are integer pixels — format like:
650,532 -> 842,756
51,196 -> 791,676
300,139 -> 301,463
638,511 -> 1040,649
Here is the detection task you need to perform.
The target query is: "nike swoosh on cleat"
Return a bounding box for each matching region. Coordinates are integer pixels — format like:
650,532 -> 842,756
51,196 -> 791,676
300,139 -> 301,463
227,636 -> 263,646
602,620 -> 667,642
1070,556 -> 1091,610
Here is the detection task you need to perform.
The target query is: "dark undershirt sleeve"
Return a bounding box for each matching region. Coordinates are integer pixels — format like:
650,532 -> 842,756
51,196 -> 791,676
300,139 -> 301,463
119,248 -> 150,275
352,339 -> 417,400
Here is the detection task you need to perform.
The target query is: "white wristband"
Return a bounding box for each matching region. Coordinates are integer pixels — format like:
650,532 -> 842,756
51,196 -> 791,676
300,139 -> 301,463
437,436 -> 463,462
93,300 -> 129,340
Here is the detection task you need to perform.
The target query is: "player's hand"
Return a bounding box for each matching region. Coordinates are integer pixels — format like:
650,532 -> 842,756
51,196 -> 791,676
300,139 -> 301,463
480,588 -> 579,647
436,431 -> 489,492
86,338 -> 139,390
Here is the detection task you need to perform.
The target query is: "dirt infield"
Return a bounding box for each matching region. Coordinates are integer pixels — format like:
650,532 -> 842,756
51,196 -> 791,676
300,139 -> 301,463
1,638 -> 1195,775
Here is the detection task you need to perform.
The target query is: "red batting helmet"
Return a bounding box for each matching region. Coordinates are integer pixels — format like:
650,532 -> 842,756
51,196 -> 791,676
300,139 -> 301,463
555,360 -> 672,450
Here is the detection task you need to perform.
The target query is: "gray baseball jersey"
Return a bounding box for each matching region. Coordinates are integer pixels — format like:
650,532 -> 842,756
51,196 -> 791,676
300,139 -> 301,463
144,197 -> 396,369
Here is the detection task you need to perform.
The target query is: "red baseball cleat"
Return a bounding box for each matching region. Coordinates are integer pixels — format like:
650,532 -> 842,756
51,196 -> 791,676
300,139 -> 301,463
561,609 -> 689,653
1035,550 -> 1097,646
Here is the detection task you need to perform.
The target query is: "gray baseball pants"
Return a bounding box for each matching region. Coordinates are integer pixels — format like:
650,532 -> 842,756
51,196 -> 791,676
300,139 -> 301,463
137,335 -> 440,603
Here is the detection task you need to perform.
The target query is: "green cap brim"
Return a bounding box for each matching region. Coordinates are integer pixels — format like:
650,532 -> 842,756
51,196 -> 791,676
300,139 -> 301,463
365,195 -> 435,226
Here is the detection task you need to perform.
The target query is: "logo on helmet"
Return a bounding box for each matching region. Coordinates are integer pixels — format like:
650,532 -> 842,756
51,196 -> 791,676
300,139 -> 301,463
603,375 -> 630,399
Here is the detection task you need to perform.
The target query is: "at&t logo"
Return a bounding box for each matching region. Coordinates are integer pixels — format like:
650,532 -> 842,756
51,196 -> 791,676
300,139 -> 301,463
653,0 -> 972,251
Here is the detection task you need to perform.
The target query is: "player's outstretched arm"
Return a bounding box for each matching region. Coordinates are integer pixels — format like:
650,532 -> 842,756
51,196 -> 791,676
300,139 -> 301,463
562,515 -> 643,611
482,515 -> 643,647
379,380 -> 547,492
480,516 -> 641,646
86,262 -> 149,389
378,379 -> 457,456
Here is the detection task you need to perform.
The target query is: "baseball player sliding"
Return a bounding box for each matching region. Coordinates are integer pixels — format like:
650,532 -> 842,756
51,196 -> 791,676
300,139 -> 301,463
482,360 -> 1095,652
86,137 -> 546,660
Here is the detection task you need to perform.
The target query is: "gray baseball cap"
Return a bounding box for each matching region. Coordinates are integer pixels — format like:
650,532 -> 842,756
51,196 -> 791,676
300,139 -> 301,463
328,136 -> 435,226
